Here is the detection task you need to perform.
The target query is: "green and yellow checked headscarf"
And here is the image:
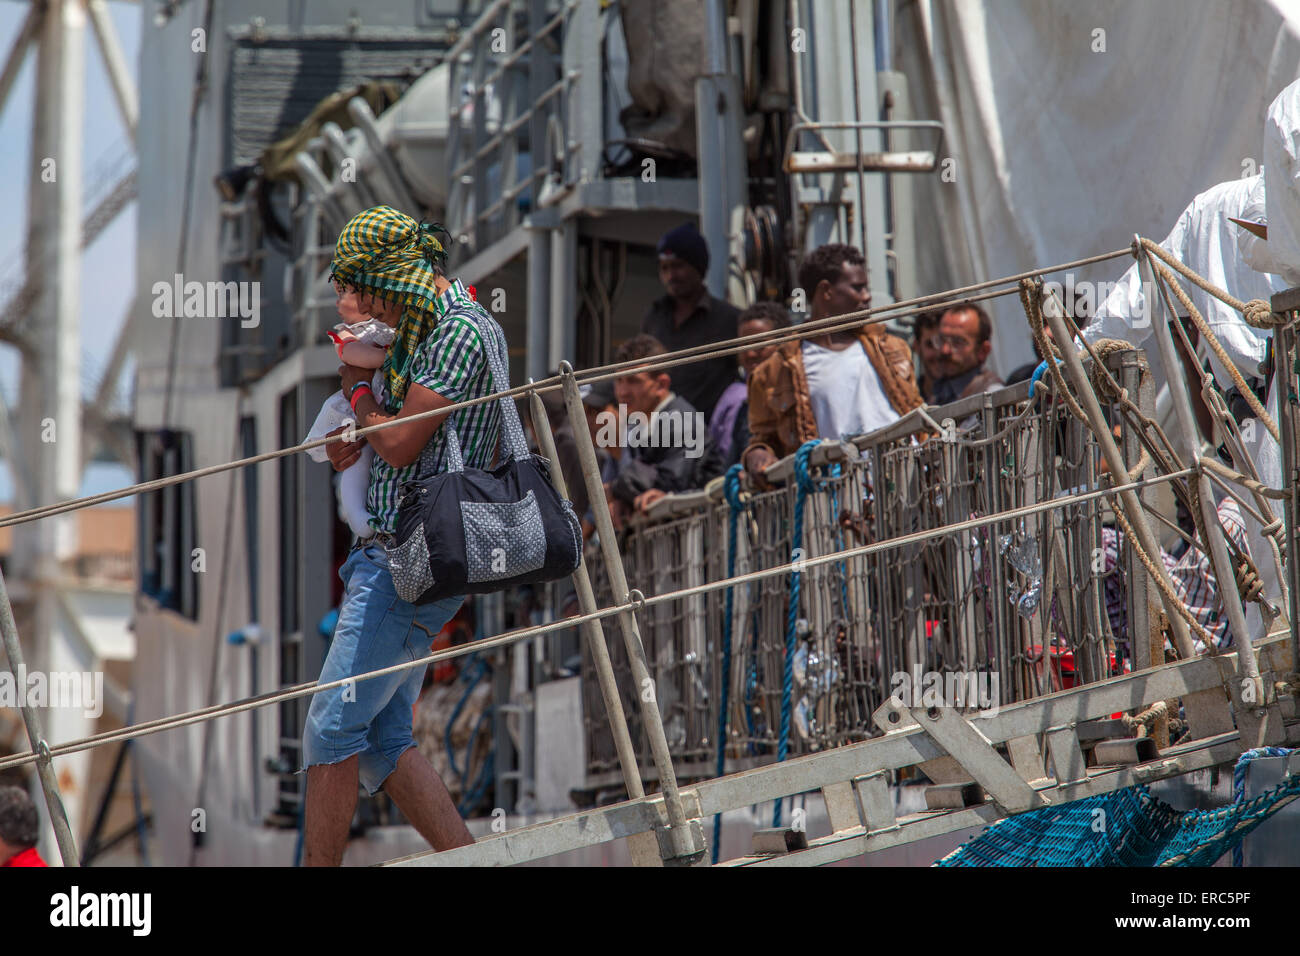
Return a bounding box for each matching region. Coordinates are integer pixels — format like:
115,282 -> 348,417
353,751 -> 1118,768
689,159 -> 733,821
329,204 -> 450,407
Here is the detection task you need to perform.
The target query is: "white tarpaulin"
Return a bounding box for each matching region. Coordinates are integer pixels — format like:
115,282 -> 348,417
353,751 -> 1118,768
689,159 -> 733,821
897,0 -> 1300,378
897,0 -> 1300,638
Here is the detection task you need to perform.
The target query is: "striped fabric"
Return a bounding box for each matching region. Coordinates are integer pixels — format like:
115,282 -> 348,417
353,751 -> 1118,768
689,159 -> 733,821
328,204 -> 450,407
364,278 -> 504,534
1101,497 -> 1250,654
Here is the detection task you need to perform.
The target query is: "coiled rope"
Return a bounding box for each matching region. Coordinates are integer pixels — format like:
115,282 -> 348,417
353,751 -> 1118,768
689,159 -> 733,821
713,464 -> 746,864
774,440 -> 823,827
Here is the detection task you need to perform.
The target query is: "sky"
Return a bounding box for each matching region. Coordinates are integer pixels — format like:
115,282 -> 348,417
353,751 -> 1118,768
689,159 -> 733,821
0,0 -> 140,415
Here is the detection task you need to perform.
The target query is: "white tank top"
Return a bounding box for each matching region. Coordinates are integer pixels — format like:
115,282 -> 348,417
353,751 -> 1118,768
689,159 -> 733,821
801,340 -> 900,440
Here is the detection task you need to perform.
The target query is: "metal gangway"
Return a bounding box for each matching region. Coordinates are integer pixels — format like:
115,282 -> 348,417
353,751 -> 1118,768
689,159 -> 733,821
2,242 -> 1299,867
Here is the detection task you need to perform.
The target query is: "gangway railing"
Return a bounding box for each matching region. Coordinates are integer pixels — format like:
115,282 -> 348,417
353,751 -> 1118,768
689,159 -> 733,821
579,351 -> 1163,785
2,243 -> 1296,867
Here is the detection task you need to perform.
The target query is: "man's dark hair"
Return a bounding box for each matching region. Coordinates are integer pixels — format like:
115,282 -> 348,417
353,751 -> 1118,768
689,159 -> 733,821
913,309 -> 942,340
738,301 -> 792,330
798,243 -> 865,297
942,301 -> 992,345
614,333 -> 668,365
0,786 -> 39,849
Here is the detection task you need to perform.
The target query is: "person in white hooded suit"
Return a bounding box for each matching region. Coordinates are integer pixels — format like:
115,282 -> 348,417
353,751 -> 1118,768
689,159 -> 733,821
1081,173 -> 1282,398
1254,77 -> 1300,288
1076,170 -> 1289,644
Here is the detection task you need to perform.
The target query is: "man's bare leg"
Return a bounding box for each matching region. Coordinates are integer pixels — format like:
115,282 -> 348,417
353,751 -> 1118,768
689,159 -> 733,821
382,747 -> 475,850
304,754 -> 360,867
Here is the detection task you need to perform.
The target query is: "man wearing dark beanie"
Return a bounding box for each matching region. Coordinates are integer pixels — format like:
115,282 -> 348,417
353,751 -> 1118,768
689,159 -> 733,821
640,221 -> 740,420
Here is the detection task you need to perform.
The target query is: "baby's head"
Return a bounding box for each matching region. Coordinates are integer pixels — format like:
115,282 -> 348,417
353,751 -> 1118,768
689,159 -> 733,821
333,279 -> 369,325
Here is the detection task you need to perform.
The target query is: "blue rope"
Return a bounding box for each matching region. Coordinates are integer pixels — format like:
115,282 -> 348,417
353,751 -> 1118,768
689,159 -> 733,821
712,464 -> 746,864
775,440 -> 823,827
744,616 -> 759,746
1231,746 -> 1291,866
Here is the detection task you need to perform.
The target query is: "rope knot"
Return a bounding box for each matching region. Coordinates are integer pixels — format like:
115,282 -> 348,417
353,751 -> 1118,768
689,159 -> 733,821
1242,298 -> 1281,330
1235,556 -> 1265,604
1089,337 -> 1144,404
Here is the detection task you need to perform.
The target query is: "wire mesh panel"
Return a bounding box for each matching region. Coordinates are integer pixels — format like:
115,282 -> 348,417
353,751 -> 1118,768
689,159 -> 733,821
582,506 -> 724,779
581,357 -> 1154,786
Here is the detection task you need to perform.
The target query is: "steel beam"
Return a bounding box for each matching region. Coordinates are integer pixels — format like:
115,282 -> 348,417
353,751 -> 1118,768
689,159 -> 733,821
525,223 -> 552,383
0,0 -> 40,119
0,565 -> 79,866
894,700 -> 1045,813
548,221 -> 576,373
14,0 -> 87,862
727,729 -> 1292,867
86,0 -> 136,136
558,364 -> 704,864
1276,300 -> 1300,675
385,634 -> 1294,867
525,386 -> 660,866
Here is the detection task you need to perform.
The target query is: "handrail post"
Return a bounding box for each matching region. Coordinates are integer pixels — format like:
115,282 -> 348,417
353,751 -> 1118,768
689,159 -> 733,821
525,384 -> 662,866
1137,244 -> 1262,698
1273,294 -> 1300,676
558,364 -> 705,864
0,564 -> 79,866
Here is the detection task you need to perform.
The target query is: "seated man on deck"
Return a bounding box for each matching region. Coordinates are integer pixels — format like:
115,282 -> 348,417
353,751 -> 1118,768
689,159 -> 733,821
601,334 -> 724,526
1096,420 -> 1256,658
1075,172 -> 1288,643
1100,494 -> 1254,657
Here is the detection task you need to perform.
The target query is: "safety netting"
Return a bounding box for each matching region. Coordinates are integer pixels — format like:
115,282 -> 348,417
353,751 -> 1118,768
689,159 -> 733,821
936,749 -> 1299,866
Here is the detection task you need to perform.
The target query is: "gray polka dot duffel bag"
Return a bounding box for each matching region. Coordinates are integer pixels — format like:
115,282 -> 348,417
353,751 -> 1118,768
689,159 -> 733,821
386,312 -> 582,605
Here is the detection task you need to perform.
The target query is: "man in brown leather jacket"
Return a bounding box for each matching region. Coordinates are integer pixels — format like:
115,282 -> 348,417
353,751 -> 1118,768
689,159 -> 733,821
741,244 -> 922,486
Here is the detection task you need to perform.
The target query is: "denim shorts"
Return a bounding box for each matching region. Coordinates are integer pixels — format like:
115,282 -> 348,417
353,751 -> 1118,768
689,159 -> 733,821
301,543 -> 465,795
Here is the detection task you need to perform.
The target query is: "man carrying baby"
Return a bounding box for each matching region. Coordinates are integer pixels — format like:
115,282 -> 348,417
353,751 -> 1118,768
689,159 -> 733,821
301,204 -> 502,865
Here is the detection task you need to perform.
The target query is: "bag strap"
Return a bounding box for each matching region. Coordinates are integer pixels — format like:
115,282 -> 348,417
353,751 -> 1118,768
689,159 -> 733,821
418,302 -> 529,477
476,310 -> 531,461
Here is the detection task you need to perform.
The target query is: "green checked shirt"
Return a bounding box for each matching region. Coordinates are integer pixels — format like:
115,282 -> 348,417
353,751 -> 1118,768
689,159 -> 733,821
366,278 -> 503,534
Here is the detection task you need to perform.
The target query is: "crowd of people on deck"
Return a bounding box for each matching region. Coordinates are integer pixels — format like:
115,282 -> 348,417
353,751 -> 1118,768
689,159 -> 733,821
559,206 -> 1288,660
572,220 -> 1017,528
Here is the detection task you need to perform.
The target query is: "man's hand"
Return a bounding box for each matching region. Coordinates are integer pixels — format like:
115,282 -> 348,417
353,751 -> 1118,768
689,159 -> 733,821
742,447 -> 778,490
339,363 -> 371,397
325,425 -> 364,472
634,488 -> 667,512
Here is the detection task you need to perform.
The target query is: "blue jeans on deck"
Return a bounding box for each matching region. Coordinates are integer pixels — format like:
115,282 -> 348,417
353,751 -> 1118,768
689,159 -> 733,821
301,543 -> 465,795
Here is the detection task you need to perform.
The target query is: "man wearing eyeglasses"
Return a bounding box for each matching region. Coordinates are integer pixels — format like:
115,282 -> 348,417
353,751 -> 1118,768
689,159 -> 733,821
925,301 -> 1003,406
